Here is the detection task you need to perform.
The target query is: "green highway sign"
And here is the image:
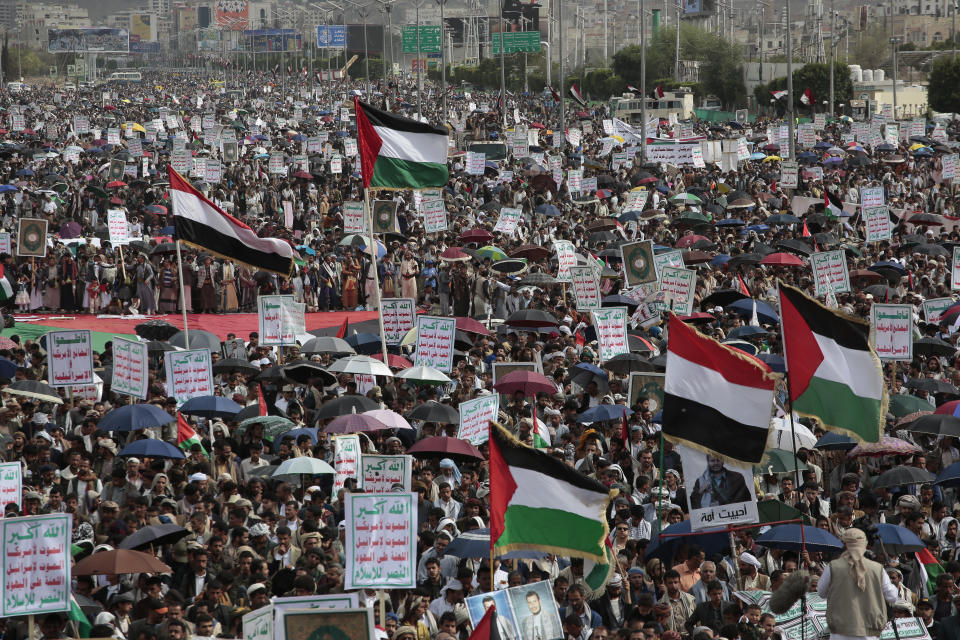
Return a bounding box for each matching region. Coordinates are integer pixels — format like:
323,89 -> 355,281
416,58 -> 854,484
401,25 -> 441,53
491,31 -> 541,54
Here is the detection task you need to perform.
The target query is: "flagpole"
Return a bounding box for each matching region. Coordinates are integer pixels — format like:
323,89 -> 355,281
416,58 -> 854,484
175,236 -> 190,346
365,187 -> 390,364
775,281 -> 802,489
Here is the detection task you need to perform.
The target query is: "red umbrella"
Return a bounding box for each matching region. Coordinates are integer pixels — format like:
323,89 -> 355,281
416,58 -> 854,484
109,197 -> 124,205
676,234 -> 709,249
371,353 -> 413,368
407,436 -> 484,460
440,247 -> 471,262
760,252 -> 805,266
529,122 -> 546,129
107,180 -> 127,188
104,105 -> 117,111
676,312 -> 716,322
493,370 -> 558,396
455,317 -> 491,336
681,250 -> 713,264
324,412 -> 390,433
936,400 -> 960,416
293,171 -> 313,179
459,228 -> 494,244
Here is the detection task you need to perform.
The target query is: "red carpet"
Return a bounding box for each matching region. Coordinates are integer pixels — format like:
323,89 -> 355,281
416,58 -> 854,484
12,310 -> 380,341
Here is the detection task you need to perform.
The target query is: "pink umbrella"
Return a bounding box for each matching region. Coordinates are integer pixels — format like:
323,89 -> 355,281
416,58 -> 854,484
407,436 -> 484,460
440,247 -> 471,262
458,228 -> 494,244
848,436 -> 920,458
493,370 -> 558,396
323,412 -> 389,433
364,409 -> 413,430
456,317 -> 492,336
675,234 -> 709,249
760,252 -> 805,266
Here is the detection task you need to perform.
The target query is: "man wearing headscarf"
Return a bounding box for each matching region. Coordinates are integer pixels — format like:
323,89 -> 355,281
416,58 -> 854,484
818,528 -> 898,640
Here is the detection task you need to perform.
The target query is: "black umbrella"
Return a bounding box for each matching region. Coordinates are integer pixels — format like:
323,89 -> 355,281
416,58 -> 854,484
864,284 -> 897,299
282,360 -> 336,386
169,329 -> 221,351
147,340 -> 179,353
135,319 -> 180,341
700,289 -> 749,309
118,523 -> 189,550
907,413 -> 960,437
776,239 -> 814,256
150,242 -> 179,255
726,254 -> 762,270
506,309 -> 559,328
872,465 -> 936,490
255,365 -> 288,382
408,400 -> 460,423
602,353 -> 660,374
212,358 -> 261,376
913,337 -> 956,358
566,364 -> 610,390
914,244 -> 950,257
590,231 -> 618,245
316,395 -> 379,420
906,378 -> 959,395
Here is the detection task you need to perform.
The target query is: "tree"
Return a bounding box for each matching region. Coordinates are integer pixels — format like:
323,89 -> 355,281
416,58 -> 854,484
848,26 -> 892,70
753,62 -> 853,111
1,34 -> 8,83
928,56 -> 960,112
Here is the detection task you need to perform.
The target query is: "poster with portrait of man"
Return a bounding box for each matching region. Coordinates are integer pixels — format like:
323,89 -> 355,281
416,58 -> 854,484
620,240 -> 657,287
507,580 -> 563,640
679,444 -> 758,532
222,141 -> 239,163
466,591 -> 522,640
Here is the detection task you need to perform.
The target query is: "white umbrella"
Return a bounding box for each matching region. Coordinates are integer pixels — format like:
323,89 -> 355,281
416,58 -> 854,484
766,414 -> 817,451
395,365 -> 452,385
327,355 -> 394,377
272,457 -> 335,477
363,409 -> 414,430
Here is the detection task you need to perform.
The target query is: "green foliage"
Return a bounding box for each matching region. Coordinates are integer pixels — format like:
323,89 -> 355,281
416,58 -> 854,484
848,26 -> 892,69
581,68 -> 624,100
753,62 -> 853,110
928,56 -> 960,112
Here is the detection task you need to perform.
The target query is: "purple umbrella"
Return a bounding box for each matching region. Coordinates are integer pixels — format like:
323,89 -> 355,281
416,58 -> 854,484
60,221 -> 81,238
323,411 -> 389,433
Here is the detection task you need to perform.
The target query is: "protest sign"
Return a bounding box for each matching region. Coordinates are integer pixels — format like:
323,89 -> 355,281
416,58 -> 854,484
624,189 -> 648,211
924,297 -> 956,323
621,240 -> 657,286
381,298 -> 416,345
414,315 -> 456,372
1,514 -> 72,616
860,186 -> 885,208
360,454 -> 414,493
47,329 -> 94,387
171,149 -> 191,173
680,444 -> 758,531
653,249 -> 685,280
780,161 -> 799,189
0,233 -> 11,255
258,295 -> 306,346
422,199 -> 447,233
659,266 -> 697,315
333,434 -> 362,492
107,209 -> 129,245
593,307 -> 630,362
812,250 -> 851,296
944,154 -> 958,180
343,201 -> 366,234
458,394 -> 500,444
0,462 -> 21,513
243,604 -> 274,640
16,218 -> 47,258
554,240 -> 577,282
344,492 -> 417,590
953,248 -> 960,290
871,303 -> 913,361
271,594 -> 359,640
164,349 -> 213,404
494,207 -> 523,235
466,151 -> 485,175
111,337 -> 149,399
570,265 -> 601,311
863,206 -> 892,242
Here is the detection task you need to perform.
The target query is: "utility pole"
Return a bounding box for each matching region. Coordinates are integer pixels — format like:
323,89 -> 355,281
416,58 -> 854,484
891,36 -> 899,119
559,0 -> 565,138
674,3 -> 680,81
499,0 -> 507,129
828,0 -> 834,117
786,0 -> 795,159
438,0 -> 447,121
640,0 -> 647,162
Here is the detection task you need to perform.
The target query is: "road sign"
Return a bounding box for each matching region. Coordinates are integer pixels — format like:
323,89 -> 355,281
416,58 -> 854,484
401,25 -> 441,53
491,31 -> 541,54
316,25 -> 347,48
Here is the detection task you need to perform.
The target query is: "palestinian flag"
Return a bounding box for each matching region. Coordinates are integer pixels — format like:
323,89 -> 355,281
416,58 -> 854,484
177,412 -> 207,455
0,264 -> 12,301
824,189 -> 844,219
69,595 -> 92,638
468,604 -> 502,640
490,422 -> 612,560
779,283 -> 885,443
917,548 -> 944,596
663,312 -> 776,463
584,538 -> 617,591
354,97 -> 449,190
168,167 -> 293,275
531,406 -> 551,448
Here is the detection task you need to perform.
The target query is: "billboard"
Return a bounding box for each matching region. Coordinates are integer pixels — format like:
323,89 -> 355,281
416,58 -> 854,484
346,24 -> 383,54
317,25 -> 347,48
131,14 -> 154,42
215,0 -> 249,29
177,6 -> 197,32
48,28 -> 129,53
243,29 -> 302,52
682,0 -> 714,16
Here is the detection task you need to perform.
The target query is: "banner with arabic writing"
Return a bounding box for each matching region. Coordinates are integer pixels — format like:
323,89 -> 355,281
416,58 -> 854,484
592,307 -> 630,362
458,394 -> 500,444
871,303 -> 913,362
679,445 -> 758,532
164,349 -> 213,405
0,462 -> 21,513
344,493 -> 417,590
1,513 -> 72,616
47,329 -> 94,387
414,315 -> 456,372
258,295 -> 306,346
360,454 -> 413,493
112,337 -> 149,399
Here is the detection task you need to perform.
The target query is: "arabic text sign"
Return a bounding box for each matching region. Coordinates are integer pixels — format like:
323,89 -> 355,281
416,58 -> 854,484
570,265 -> 601,311
243,604 -> 274,640
47,329 -> 94,387
344,493 -> 417,590
414,315 -> 456,373
780,161 -> 799,189
653,249 -> 685,280
872,303 -> 913,361
924,297 -> 956,323
343,201 -> 366,234
334,434 -> 361,493
107,209 -> 129,245
860,186 -> 885,208
458,394 -> 500,444
111,337 -> 149,399
864,206 -> 892,242
494,207 -> 522,235
381,298 -> 416,345
466,151 -> 485,175
164,349 -> 213,404
811,250 -> 850,296
555,240 -> 577,282
953,247 -> 960,291
422,199 -> 447,233
593,307 -> 629,362
659,266 -> 696,315
1,514 -> 72,616
258,295 -> 306,346
360,454 -> 413,493
679,445 -> 758,532
0,462 -> 21,513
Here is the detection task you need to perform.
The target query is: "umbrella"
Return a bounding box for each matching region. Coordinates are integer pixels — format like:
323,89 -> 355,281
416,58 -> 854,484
282,361 -> 336,386
505,309 -> 558,328
755,524 -> 842,553
408,400 -> 460,423
324,412 -> 390,433
603,353 -> 659,374
118,523 -> 189,550
906,378 -> 959,395
493,370 -> 558,396
889,394 -> 934,418
766,416 -> 817,451
235,415 -> 297,441
872,465 -> 935,489
459,229 -> 494,244
135,319 -> 180,341
728,325 -> 769,339
301,336 -> 356,355
396,366 -> 452,385
118,440 -> 185,459
346,332 -> 385,355
491,258 -> 528,274
864,285 -> 897,299
407,436 -> 484,460
701,289 -> 750,309
272,457 -> 335,476
364,409 -> 413,431
759,449 -> 809,474
815,432 -> 857,451
98,404 -> 173,431
440,247 -> 472,262
934,461 -> 960,487
279,428 -> 319,444
147,341 -> 179,353
180,395 -> 243,418
726,299 -> 779,325
169,329 -> 221,351
5,380 -> 63,404
907,413 -> 960,437
578,404 -> 633,423
848,436 -> 920,458
914,337 -> 957,358
510,245 -> 551,260
874,523 -> 925,553
936,400 -> 960,416
567,363 -> 609,389
759,252 -> 805,266
212,358 -> 261,376
645,520 -> 731,562
0,357 -> 16,379
455,317 -> 492,336
670,193 -> 702,204
372,353 -> 415,369
73,549 -> 171,575
327,355 -> 394,377
445,528 -> 548,559
477,245 -> 508,261
316,395 -> 380,420
850,269 -> 884,286
757,500 -> 813,526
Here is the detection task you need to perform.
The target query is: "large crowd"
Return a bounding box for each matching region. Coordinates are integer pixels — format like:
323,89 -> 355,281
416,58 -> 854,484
0,66 -> 958,640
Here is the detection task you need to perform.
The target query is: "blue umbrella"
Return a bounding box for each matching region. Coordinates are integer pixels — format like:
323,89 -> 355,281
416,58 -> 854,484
724,339 -> 758,355
180,395 -> 243,418
118,439 -> 185,460
742,224 -> 770,234
291,134 -> 306,141
0,184 -> 18,193
536,203 -> 561,217
728,325 -> 768,339
749,152 -> 766,160
346,332 -> 384,355
823,156 -> 844,164
278,427 -> 319,444
710,254 -> 731,267
814,141 -> 832,150
446,528 -> 548,559
578,404 -> 633,423
934,461 -> 960,487
99,404 -> 174,432
814,432 -> 856,450
646,520 -> 730,562
756,353 -> 785,373
875,523 -> 925,553
869,260 -> 907,276
756,524 -> 842,553
716,218 -> 745,227
0,357 -> 17,378
797,151 -> 818,160
296,245 -> 317,256
726,299 -> 779,325
15,168 -> 34,177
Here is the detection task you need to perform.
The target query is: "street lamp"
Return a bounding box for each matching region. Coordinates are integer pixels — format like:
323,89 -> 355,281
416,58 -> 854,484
310,2 -> 338,86
890,36 -> 899,119
437,0 -> 448,122
953,2 -> 957,61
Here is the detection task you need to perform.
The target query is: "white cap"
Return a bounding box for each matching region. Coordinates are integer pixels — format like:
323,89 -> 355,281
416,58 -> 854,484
189,472 -> 208,483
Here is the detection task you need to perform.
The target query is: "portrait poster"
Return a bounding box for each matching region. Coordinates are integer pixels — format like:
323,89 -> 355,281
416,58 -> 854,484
628,372 -> 665,414
466,591 -> 522,640
281,609 -> 374,640
679,444 -> 758,532
620,240 -> 657,286
16,218 -> 48,258
506,580 -> 563,640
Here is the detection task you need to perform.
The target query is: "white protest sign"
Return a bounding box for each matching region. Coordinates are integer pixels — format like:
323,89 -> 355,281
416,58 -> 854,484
466,151 -> 485,175
458,395 -> 500,445
47,330 -> 93,387
360,455 -> 413,493
952,248 -> 960,291
570,265 -> 602,311
871,303 -> 913,361
243,604 -> 274,640
111,337 -> 149,399
422,199 -> 447,233
344,492 -> 417,590
333,434 -> 362,492
164,349 -> 214,404
812,250 -> 851,296
107,209 -> 129,245
624,189 -> 648,211
1,514 -> 72,616
414,315 -> 456,372
0,233 -> 11,255
654,250 -> 685,280
864,206 -> 892,243
659,266 -> 696,315
924,297 -> 956,323
593,307 -> 630,362
860,186 -> 885,208
258,295 -> 306,346
780,161 -> 799,189
944,154 -> 958,181
494,207 -> 523,235
555,240 -> 577,282
381,298 -> 416,345
0,462 -> 21,513
343,201 -> 366,234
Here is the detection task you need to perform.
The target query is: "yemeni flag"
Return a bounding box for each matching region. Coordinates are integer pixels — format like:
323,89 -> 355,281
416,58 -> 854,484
824,189 -> 844,219
490,422 -> 612,560
663,313 -> 776,463
917,549 -> 944,596
627,84 -> 639,93
354,97 -> 449,190
177,412 -> 207,455
570,83 -> 587,107
69,595 -> 92,638
771,89 -> 788,100
0,264 -> 12,301
169,167 -> 294,275
779,283 -> 885,443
